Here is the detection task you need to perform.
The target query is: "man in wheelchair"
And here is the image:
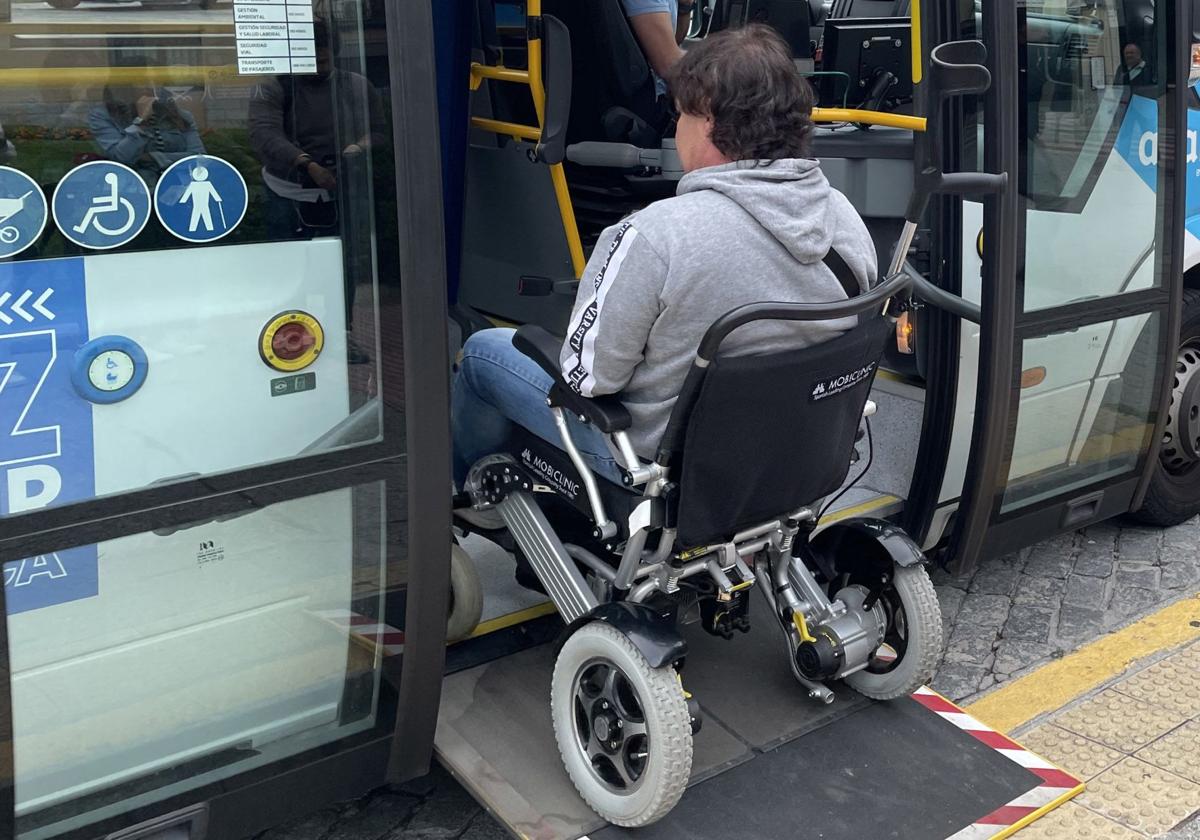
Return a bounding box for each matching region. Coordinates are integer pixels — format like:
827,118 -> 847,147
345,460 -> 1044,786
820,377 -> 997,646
452,25 -> 942,828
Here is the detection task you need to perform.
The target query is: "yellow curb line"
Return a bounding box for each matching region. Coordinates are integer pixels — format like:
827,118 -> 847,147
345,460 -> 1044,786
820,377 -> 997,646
964,593 -> 1200,733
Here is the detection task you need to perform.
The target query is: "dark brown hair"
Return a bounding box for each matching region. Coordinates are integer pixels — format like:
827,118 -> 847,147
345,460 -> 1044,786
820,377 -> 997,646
665,23 -> 815,161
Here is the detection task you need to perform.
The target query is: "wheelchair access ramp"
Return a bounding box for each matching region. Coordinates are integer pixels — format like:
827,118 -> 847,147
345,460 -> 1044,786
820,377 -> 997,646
435,617 -> 1082,840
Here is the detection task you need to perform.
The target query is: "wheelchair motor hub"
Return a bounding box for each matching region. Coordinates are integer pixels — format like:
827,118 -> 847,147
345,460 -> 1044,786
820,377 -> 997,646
795,586 -> 887,680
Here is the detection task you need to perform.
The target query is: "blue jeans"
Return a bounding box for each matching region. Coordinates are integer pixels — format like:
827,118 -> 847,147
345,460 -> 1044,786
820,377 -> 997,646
452,328 -> 625,488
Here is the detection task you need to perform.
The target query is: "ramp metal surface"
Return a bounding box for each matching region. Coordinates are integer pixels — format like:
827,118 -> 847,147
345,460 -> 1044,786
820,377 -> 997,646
437,619 -> 1081,840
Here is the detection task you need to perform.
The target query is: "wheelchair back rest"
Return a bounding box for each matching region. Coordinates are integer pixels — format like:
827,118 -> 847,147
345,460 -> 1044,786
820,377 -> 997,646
541,0 -> 661,144
673,316 -> 892,548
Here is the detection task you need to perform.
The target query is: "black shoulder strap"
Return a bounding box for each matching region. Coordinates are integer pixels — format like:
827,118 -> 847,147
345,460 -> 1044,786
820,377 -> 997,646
822,246 -> 863,299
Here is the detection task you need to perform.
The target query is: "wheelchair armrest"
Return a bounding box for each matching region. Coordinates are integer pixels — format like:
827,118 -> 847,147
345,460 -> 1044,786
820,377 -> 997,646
512,325 -> 633,433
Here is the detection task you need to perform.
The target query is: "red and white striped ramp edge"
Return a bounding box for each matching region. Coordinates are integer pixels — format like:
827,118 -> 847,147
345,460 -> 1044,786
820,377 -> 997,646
911,686 -> 1082,839
313,609 -> 406,657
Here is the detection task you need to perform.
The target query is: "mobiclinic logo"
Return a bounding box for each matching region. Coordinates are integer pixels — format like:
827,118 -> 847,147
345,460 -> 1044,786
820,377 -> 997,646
811,362 -> 877,401
520,449 -> 581,498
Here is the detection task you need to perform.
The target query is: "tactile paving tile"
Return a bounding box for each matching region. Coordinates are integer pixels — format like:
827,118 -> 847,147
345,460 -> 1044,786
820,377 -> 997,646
1173,640 -> 1200,672
1055,689 -> 1189,753
1077,757 -> 1200,836
1137,720 -> 1200,785
1113,660 -> 1200,718
1013,802 -> 1144,839
1019,723 -> 1125,781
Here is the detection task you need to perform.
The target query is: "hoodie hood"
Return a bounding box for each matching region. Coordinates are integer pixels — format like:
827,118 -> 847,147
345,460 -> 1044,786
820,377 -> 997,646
676,158 -> 833,264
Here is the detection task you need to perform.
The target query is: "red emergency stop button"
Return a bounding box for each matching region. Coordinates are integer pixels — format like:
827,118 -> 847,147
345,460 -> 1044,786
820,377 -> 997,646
259,310 -> 324,372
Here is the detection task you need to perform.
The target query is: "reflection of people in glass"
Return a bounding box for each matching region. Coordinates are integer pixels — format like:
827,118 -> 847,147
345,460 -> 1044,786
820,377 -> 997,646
249,20 -> 385,364
0,118 -> 15,161
1115,43 -> 1153,87
89,84 -> 205,184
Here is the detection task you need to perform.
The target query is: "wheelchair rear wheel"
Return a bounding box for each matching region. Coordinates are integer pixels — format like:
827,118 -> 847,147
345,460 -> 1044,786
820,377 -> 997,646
551,622 -> 693,827
840,564 -> 943,700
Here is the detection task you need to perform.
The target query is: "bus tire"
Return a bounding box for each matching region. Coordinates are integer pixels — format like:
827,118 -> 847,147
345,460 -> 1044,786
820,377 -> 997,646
446,543 -> 483,642
46,0 -> 81,8
551,621 -> 692,827
1130,289 -> 1200,528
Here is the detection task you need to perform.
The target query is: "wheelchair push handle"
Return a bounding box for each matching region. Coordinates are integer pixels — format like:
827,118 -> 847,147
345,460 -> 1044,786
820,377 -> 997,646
693,268 -> 911,363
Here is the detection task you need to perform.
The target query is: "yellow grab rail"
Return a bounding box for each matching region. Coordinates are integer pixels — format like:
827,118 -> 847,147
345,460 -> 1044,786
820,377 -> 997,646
469,64 -> 530,89
911,0 -> 923,85
471,117 -> 541,142
467,0 -> 585,278
812,108 -> 927,132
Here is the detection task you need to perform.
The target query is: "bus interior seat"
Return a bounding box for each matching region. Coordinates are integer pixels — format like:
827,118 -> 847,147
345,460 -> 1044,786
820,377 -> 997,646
541,0 -> 666,148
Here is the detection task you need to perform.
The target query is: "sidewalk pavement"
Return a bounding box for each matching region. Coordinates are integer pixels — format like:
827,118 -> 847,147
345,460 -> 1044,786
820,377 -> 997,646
1013,637 -> 1200,838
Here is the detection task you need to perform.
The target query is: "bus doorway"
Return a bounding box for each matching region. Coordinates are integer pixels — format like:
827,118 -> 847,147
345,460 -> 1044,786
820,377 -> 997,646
434,0 -> 1188,836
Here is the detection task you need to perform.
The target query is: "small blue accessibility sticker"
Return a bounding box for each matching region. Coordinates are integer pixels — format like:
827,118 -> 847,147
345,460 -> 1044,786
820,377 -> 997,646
0,167 -> 48,259
154,155 -> 248,243
52,160 -> 151,250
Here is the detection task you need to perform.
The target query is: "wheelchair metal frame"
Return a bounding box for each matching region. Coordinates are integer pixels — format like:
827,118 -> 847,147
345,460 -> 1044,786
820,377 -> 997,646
465,270 -> 912,673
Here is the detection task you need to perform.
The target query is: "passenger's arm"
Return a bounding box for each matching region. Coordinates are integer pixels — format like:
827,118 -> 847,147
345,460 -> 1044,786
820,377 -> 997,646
182,112 -> 205,155
627,11 -> 685,80
248,80 -> 307,172
560,221 -> 666,397
88,107 -> 146,166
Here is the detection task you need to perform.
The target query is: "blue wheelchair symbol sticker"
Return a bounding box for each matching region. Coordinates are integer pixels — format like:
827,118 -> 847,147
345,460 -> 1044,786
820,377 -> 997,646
154,155 -> 248,243
52,161 -> 151,250
0,167 -> 48,259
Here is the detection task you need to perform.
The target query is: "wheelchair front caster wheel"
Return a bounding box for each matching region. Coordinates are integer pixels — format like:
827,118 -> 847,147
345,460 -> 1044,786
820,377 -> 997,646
446,543 -> 483,642
551,622 -> 693,827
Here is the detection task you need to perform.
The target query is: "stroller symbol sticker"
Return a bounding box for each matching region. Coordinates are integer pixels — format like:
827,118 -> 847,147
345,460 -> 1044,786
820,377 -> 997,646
52,161 -> 151,250
0,167 -> 48,259
155,155 -> 248,243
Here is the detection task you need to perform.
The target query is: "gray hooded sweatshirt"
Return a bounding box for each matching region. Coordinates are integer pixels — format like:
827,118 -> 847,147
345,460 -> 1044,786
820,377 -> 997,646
560,158 -> 878,459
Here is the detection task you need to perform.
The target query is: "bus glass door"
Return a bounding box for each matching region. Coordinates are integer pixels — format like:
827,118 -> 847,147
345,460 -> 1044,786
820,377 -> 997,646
0,1 -> 449,837
951,0 -> 1184,571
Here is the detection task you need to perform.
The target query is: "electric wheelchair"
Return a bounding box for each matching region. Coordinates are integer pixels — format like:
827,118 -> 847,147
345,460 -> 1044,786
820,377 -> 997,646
452,261 -> 942,827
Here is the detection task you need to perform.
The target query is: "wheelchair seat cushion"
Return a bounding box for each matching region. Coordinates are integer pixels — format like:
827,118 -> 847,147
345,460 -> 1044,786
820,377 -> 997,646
674,316 -> 892,548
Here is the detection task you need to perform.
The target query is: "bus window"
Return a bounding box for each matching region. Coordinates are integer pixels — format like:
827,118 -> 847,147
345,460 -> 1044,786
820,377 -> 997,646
0,9 -> 396,517
0,5 -> 413,837
9,482 -> 392,838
